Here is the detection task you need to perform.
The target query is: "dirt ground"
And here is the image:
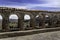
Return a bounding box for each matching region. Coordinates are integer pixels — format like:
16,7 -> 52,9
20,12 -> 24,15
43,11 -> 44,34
0,31 -> 60,40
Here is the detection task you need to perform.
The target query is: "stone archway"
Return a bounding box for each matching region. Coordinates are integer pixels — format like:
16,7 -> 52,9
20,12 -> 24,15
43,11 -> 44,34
9,12 -> 23,30
24,14 -> 31,30
23,12 -> 35,30
9,14 -> 19,31
35,14 -> 43,29
35,15 -> 40,28
54,14 -> 60,27
45,14 -> 51,28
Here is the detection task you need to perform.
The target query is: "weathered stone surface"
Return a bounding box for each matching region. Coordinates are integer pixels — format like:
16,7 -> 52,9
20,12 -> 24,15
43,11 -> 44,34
0,7 -> 60,31
0,31 -> 60,40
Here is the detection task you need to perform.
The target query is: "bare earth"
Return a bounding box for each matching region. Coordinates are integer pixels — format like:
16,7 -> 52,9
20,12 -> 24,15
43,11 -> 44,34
0,31 -> 60,40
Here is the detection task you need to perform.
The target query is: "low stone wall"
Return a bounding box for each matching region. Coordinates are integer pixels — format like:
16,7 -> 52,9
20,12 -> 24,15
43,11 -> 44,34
0,27 -> 60,38
0,30 -> 60,40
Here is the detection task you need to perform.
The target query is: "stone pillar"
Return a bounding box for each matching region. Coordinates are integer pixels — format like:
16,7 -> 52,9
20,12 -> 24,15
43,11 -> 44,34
50,14 -> 57,28
2,16 -> 9,32
42,14 -> 46,28
30,17 -> 36,29
18,17 -> 24,30
39,17 -> 43,28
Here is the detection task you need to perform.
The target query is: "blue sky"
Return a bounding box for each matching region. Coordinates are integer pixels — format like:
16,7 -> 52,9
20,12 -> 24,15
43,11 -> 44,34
0,0 -> 60,11
0,0 -> 60,19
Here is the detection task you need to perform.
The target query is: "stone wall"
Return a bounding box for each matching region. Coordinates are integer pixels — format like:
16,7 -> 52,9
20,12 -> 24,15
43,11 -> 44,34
0,7 -> 60,32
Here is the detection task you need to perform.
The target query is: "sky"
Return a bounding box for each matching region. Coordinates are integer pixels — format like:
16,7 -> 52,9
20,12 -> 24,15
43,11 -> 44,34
0,0 -> 60,11
0,0 -> 60,19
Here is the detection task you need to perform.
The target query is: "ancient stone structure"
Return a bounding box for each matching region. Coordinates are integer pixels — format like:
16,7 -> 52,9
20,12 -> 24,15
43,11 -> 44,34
0,7 -> 60,32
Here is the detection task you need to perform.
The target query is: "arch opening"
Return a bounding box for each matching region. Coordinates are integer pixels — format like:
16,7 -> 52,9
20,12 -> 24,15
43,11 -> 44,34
24,14 -> 31,30
35,15 -> 41,28
24,14 -> 30,20
51,15 -> 58,27
45,15 -> 51,28
56,15 -> 60,27
0,15 -> 3,30
9,14 -> 18,31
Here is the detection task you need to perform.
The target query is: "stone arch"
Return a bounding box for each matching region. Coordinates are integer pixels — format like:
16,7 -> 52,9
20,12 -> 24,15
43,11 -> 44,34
8,12 -> 23,30
22,12 -> 34,19
23,14 -> 31,30
57,14 -> 60,21
45,13 -> 52,18
55,14 -> 60,27
49,13 -> 58,27
0,13 -> 6,31
35,15 -> 40,28
44,14 -> 51,28
9,14 -> 18,19
9,12 -> 21,19
23,12 -> 34,30
9,14 -> 19,31
35,13 -> 43,28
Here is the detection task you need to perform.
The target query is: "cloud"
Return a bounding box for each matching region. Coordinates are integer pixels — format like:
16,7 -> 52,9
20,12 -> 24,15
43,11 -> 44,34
24,15 -> 30,20
0,0 -> 60,11
0,0 -> 60,19
37,0 -> 60,7
30,7 -> 60,11
0,5 -> 27,9
9,14 -> 18,19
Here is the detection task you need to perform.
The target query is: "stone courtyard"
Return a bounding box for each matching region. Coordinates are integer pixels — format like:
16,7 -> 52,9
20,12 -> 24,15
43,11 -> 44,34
0,31 -> 60,40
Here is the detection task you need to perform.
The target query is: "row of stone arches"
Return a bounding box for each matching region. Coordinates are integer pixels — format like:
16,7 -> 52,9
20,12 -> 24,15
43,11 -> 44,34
0,14 -> 45,31
0,13 -> 60,31
0,14 -> 31,31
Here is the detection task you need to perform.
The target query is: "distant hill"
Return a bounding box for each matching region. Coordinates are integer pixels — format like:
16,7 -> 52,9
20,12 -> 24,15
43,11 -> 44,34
24,19 -> 30,22
9,19 -> 18,22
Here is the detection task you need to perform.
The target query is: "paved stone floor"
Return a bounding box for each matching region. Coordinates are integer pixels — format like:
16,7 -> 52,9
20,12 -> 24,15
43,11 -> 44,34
0,31 -> 60,40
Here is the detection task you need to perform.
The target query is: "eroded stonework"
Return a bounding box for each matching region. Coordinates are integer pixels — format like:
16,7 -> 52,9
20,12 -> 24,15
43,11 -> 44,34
0,7 -> 60,32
